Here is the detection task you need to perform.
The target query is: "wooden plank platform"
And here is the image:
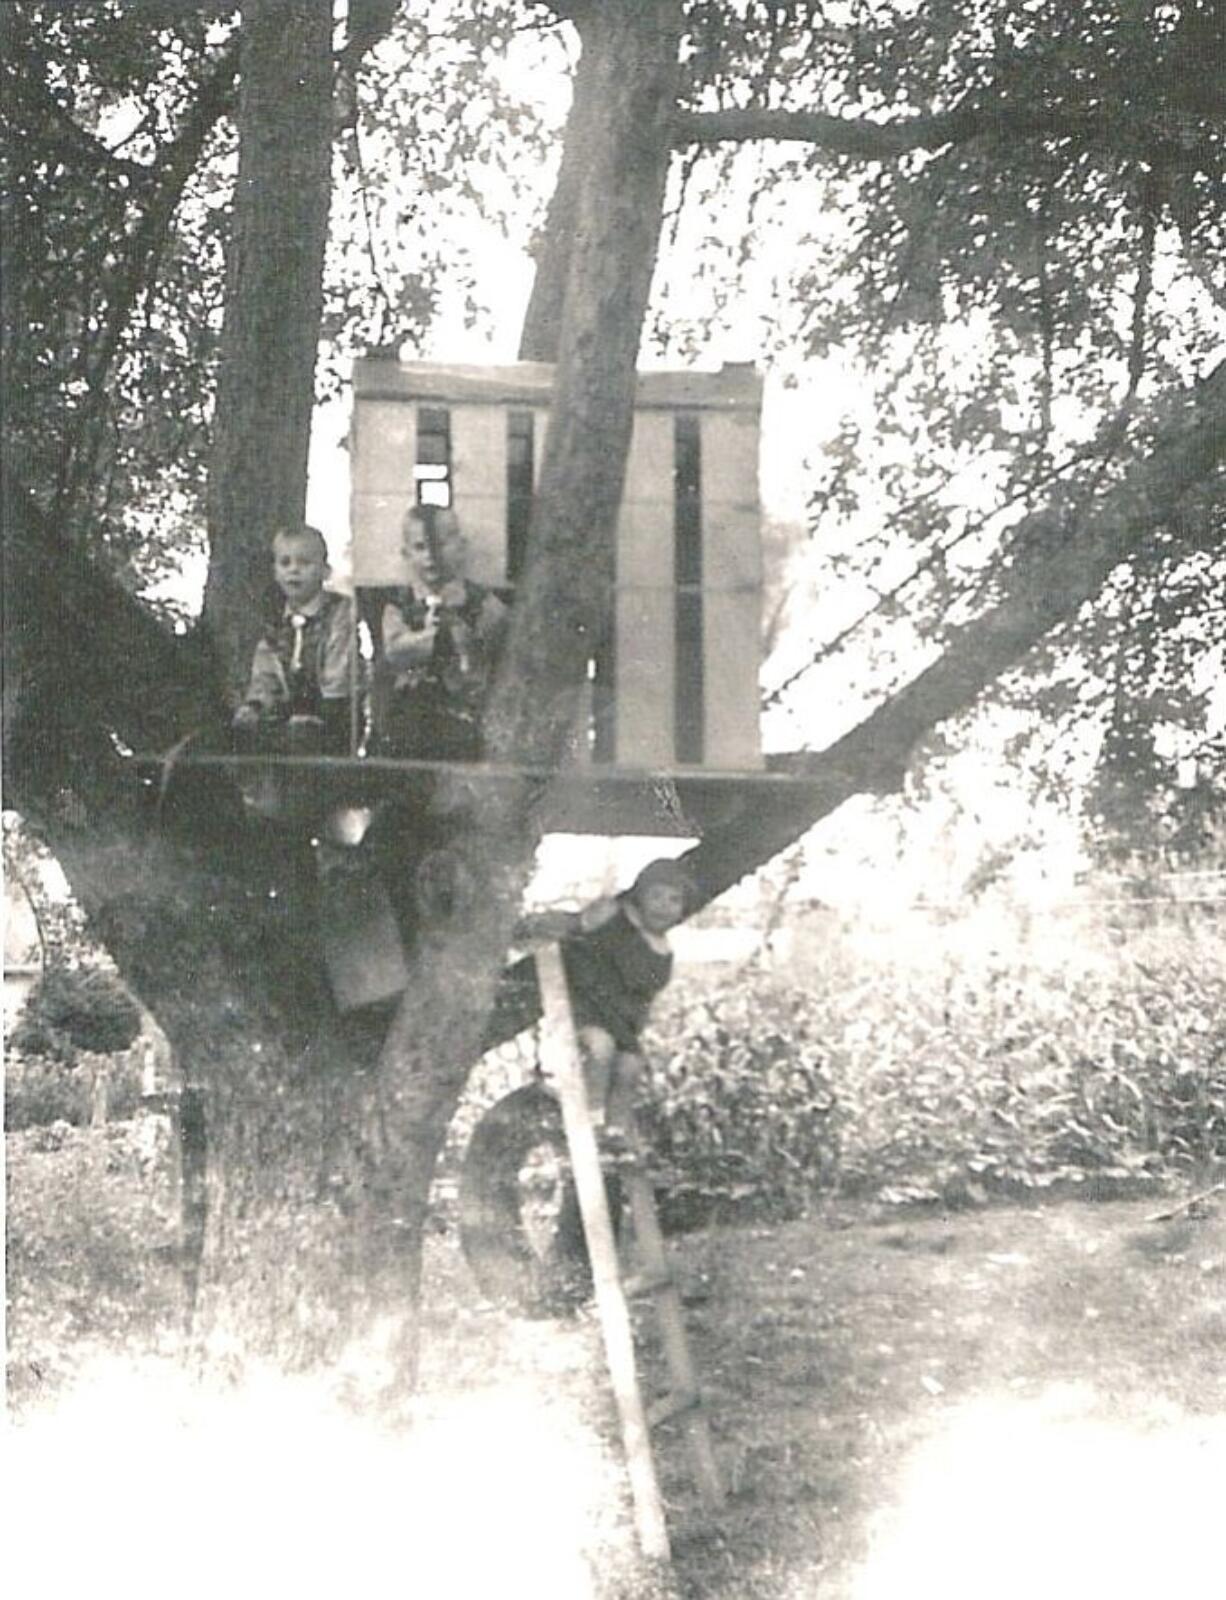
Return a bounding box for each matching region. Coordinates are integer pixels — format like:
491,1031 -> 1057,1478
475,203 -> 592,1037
143,752 -> 831,838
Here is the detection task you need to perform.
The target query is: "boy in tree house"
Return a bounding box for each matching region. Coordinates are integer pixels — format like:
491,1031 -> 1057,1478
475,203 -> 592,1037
380,505 -> 508,761
523,858 -> 699,1143
233,523 -> 356,756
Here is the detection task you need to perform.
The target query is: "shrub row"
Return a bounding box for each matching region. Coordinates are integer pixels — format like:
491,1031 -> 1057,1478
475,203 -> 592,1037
10,965 -> 144,1060
638,955 -> 1226,1220
4,1052 -> 146,1132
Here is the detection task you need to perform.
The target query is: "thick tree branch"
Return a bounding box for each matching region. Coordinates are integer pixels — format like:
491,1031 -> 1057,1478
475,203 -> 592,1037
361,0 -> 685,1385
495,0 -> 684,764
485,362 -> 1226,1046
1,464 -> 222,812
204,0 -> 334,699
518,37 -> 603,361
685,361 -> 1226,900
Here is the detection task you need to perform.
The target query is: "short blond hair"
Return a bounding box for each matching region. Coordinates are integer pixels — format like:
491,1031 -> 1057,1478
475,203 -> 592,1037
403,504 -> 461,539
272,523 -> 329,561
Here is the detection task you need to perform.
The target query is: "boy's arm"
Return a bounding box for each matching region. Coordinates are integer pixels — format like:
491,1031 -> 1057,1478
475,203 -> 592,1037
514,909 -> 580,943
383,597 -> 438,671
513,895 -> 619,944
577,895 -> 620,932
237,637 -> 286,718
476,589 -> 509,643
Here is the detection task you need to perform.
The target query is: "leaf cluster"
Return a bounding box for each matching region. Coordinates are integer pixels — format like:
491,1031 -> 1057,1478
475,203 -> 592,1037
639,980 -> 842,1226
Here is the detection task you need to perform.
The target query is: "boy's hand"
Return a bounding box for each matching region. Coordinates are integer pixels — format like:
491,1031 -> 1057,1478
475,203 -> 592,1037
233,703 -> 262,730
406,595 -> 440,634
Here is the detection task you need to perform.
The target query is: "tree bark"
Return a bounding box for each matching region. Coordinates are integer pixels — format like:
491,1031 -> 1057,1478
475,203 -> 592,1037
517,38 -> 601,363
203,0 -> 335,703
350,0 -> 685,1391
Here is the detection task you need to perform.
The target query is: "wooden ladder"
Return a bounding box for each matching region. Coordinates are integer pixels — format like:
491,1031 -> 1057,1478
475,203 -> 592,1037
534,943 -> 724,1563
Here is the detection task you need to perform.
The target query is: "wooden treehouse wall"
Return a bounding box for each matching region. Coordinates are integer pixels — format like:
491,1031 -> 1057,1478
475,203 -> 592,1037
350,360 -> 764,771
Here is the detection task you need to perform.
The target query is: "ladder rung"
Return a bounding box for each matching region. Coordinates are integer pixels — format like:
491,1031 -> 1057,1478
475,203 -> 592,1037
648,1389 -> 702,1429
622,1267 -> 675,1299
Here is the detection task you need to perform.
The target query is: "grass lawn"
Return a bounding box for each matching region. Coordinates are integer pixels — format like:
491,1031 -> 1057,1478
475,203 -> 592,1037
654,1195 -> 1226,1597
7,1120 -> 1224,1598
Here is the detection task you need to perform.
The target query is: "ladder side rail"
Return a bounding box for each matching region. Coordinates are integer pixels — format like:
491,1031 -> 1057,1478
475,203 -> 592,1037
622,1164 -> 724,1511
534,943 -> 672,1564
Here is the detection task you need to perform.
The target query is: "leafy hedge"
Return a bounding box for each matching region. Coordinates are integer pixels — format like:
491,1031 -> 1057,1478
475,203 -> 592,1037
10,964 -> 143,1060
638,984 -> 841,1227
638,949 -> 1226,1219
4,1052 -> 146,1132
6,964 -> 148,1131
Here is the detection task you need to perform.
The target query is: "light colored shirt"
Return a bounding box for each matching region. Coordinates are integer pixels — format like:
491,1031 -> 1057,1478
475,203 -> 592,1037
243,589 -> 356,710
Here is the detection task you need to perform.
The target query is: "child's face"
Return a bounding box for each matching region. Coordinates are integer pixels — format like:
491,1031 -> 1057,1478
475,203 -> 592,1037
636,881 -> 687,933
402,512 -> 466,590
273,535 -> 328,607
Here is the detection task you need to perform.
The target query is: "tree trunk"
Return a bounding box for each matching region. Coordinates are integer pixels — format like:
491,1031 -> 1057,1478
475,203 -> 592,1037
347,0 -> 685,1391
165,0 -> 397,1364
203,0 -> 335,703
4,0 -> 687,1387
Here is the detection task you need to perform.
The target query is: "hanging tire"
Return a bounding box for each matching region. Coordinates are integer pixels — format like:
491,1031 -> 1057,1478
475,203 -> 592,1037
458,1082 -> 623,1317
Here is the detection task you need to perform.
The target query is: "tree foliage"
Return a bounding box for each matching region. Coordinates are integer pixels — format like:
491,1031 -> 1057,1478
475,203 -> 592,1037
656,0 -> 1226,847
2,2 -> 239,604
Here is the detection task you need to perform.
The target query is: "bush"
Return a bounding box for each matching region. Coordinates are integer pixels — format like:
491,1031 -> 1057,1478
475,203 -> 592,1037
4,1051 -> 145,1132
11,964 -> 143,1061
640,978 -> 841,1226
638,949 -> 1226,1218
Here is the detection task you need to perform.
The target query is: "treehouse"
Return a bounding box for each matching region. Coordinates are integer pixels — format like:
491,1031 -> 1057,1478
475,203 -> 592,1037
142,361 -> 813,1366
149,357 -> 827,1006
349,357 -> 765,776
173,357 -> 788,831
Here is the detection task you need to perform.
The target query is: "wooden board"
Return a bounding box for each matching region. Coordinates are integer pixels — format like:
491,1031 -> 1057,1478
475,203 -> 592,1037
534,944 -> 671,1563
149,753 -> 815,837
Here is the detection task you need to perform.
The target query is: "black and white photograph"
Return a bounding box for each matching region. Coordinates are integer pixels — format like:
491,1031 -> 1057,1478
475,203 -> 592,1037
3,3 -> 1224,1596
